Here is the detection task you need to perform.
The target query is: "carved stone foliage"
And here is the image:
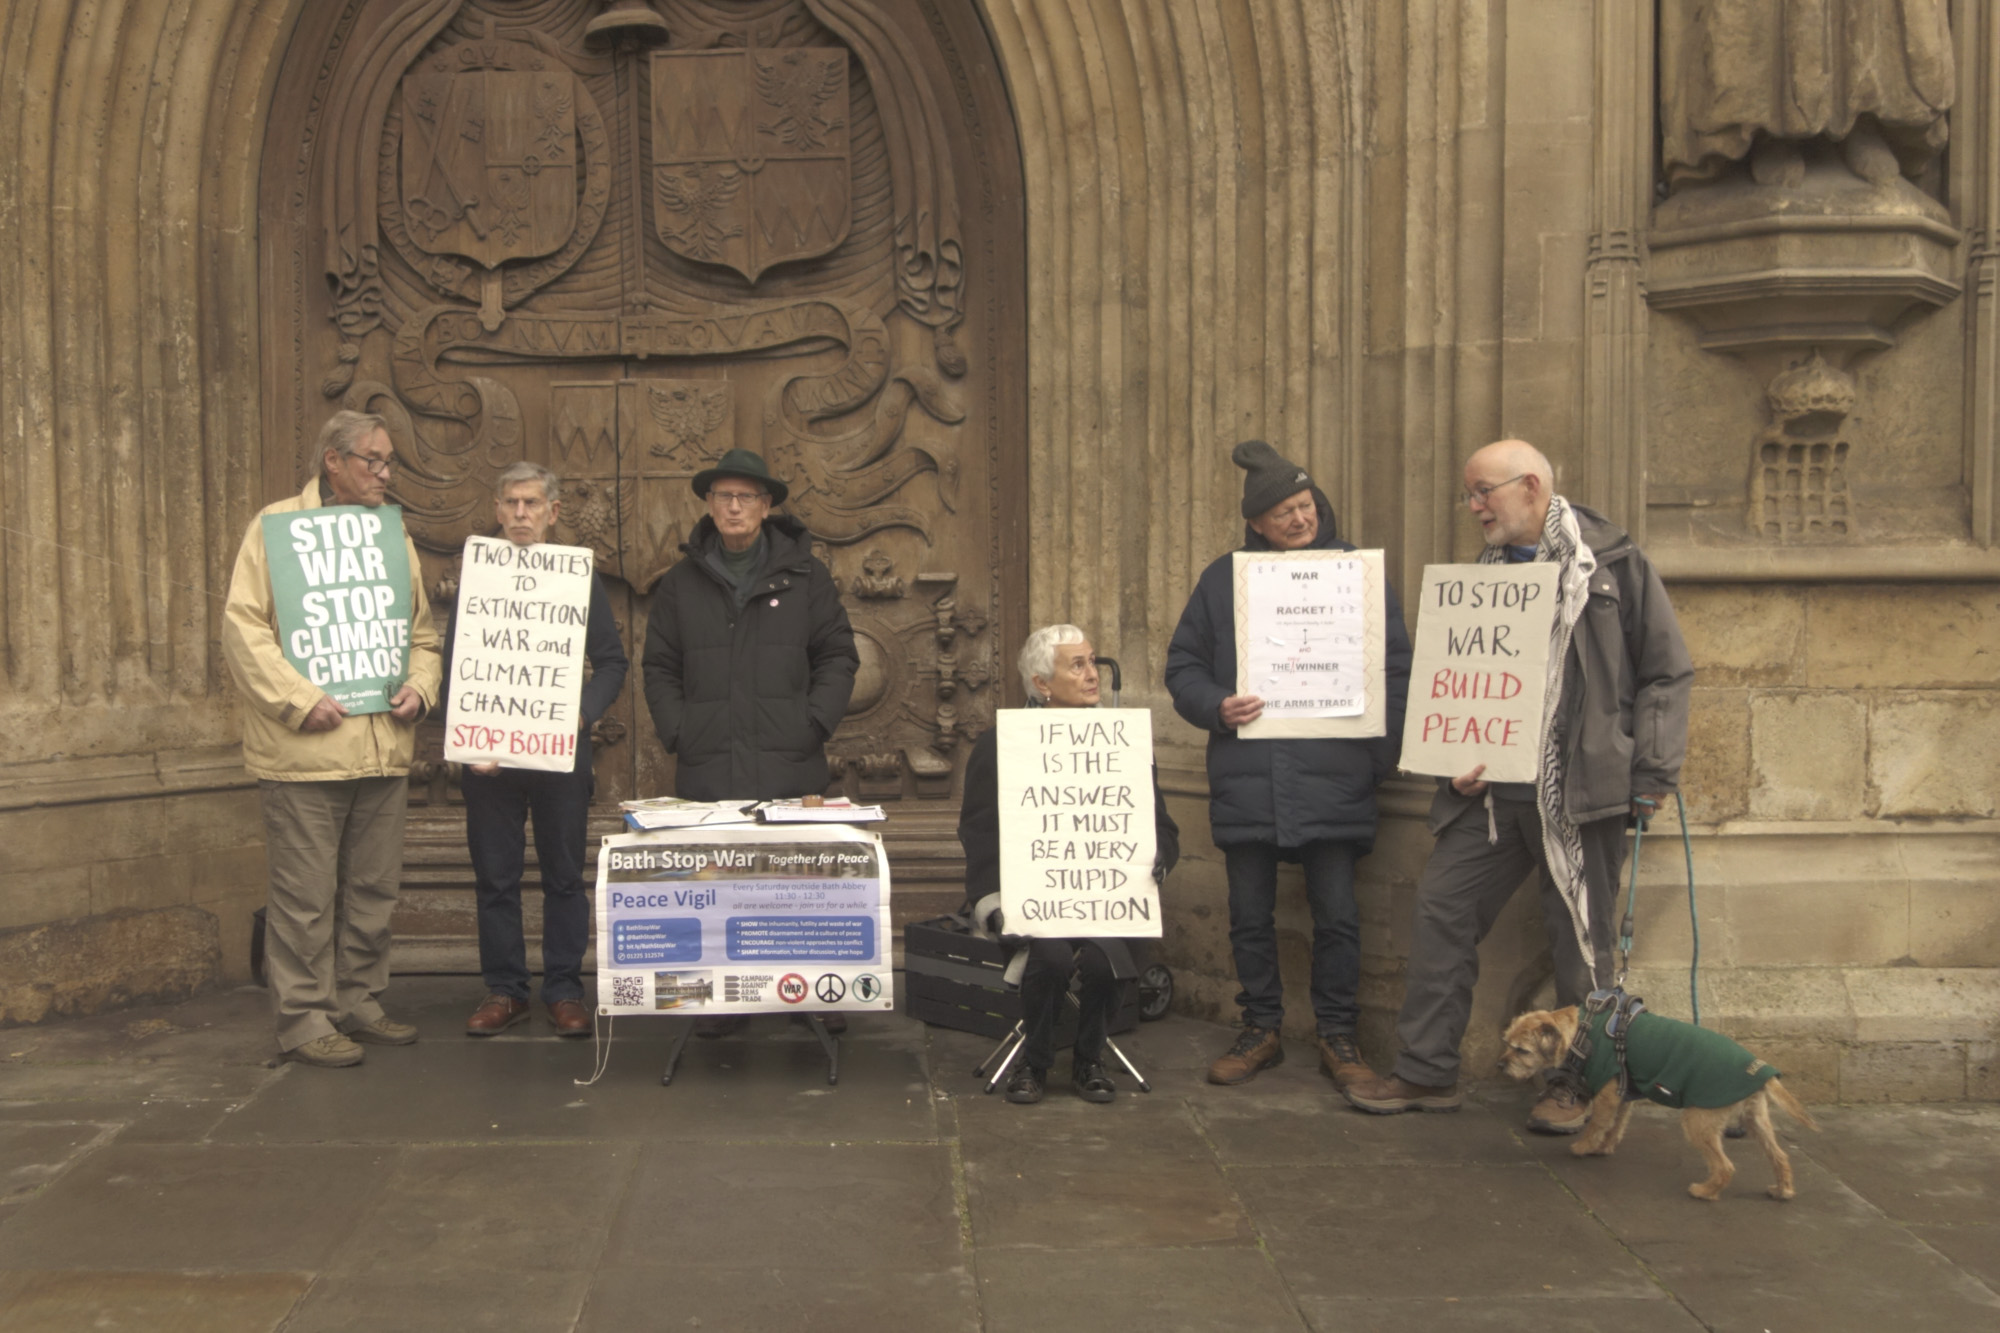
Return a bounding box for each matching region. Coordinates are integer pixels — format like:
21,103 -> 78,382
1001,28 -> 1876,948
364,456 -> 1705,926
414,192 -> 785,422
268,0 -> 1022,811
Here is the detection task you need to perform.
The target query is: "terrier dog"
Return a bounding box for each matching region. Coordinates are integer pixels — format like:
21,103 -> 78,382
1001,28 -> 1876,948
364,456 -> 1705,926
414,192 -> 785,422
1499,1006 -> 1819,1201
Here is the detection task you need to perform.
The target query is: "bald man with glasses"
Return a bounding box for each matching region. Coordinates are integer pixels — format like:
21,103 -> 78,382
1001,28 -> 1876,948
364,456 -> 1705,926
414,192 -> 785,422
1345,439 -> 1693,1132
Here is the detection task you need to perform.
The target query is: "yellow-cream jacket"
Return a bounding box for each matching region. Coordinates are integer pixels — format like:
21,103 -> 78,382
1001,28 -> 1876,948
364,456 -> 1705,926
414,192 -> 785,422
222,477 -> 442,781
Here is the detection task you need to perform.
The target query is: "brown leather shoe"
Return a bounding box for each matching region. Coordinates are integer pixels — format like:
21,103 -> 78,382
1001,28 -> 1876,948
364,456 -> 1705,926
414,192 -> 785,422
1526,1078 -> 1590,1134
546,998 -> 591,1038
1207,1025 -> 1284,1085
1343,1072 -> 1463,1113
466,995 -> 529,1036
1316,1033 -> 1372,1091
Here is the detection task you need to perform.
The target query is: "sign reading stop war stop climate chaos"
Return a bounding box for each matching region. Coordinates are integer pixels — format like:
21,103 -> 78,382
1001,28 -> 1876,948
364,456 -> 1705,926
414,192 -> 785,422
1399,563 -> 1560,784
444,535 -> 594,772
594,825 -> 894,1016
261,506 -> 414,715
995,709 -> 1160,939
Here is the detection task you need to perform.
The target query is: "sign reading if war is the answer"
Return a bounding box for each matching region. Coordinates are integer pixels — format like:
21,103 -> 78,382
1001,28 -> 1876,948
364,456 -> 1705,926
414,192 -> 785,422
444,535 -> 595,772
995,709 -> 1160,938
594,825 -> 894,1016
1399,563 -> 1560,784
261,505 -> 414,715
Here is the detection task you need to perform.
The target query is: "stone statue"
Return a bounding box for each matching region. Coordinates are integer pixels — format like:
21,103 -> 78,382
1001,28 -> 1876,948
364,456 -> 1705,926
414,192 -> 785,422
1659,0 -> 1954,188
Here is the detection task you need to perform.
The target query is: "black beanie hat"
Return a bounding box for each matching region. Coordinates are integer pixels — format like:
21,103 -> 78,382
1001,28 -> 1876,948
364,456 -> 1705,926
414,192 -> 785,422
1234,439 -> 1314,519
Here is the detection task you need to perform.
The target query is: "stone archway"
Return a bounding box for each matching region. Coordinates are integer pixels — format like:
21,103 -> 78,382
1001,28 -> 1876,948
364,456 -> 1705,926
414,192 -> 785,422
258,0 -> 1028,952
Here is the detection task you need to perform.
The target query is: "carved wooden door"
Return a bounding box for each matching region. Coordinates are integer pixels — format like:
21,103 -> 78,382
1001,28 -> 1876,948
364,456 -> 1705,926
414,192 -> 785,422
262,0 -> 1025,948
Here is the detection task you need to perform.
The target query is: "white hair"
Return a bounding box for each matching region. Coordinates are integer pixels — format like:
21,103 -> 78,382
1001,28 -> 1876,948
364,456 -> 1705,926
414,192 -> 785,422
495,460 -> 560,501
1017,623 -> 1089,700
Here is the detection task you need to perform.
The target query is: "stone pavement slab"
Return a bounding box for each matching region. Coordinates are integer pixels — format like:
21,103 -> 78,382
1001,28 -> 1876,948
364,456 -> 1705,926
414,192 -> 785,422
0,977 -> 1995,1332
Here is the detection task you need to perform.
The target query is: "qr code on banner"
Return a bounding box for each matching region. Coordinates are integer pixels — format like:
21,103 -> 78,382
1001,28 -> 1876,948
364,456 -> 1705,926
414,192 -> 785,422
609,975 -> 646,1008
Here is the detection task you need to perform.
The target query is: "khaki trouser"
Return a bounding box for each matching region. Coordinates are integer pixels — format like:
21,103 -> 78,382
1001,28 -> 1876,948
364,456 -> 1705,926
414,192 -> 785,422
258,777 -> 407,1051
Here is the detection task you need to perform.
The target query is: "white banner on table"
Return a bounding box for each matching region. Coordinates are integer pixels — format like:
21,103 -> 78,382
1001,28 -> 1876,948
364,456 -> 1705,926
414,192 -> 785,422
443,535 -> 593,772
594,825 -> 894,1016
995,709 -> 1160,939
1231,549 -> 1388,739
1399,563 -> 1560,784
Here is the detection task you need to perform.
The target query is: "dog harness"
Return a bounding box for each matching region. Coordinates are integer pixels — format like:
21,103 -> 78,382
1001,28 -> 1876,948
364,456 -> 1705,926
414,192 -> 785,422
1562,990 -> 1780,1109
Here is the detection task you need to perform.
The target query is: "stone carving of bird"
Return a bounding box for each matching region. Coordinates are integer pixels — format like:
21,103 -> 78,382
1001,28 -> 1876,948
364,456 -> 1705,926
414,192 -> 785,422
648,383 -> 731,461
753,51 -> 846,152
655,165 -> 744,261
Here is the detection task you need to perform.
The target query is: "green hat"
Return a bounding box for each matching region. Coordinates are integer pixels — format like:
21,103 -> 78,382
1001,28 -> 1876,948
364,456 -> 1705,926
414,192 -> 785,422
692,448 -> 788,507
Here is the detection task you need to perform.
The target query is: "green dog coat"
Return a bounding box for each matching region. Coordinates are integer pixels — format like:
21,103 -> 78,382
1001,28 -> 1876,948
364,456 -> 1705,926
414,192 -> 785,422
1577,1008 -> 1779,1110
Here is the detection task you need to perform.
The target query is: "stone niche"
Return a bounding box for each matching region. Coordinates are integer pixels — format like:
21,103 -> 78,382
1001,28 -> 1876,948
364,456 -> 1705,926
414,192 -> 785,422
1645,0 -> 1966,546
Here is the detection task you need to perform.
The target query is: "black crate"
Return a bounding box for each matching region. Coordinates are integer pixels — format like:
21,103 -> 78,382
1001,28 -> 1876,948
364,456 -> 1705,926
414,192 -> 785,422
903,917 -> 1136,1041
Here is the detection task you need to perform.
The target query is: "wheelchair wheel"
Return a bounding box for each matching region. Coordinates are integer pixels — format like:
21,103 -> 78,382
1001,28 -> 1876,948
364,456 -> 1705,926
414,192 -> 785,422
1136,963 -> 1174,1021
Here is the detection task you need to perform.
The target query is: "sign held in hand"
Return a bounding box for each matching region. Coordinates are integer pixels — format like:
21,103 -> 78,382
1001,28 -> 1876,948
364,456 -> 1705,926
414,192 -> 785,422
1231,549 -> 1389,739
261,506 -> 413,715
1399,563 -> 1559,783
995,709 -> 1160,938
444,535 -> 594,772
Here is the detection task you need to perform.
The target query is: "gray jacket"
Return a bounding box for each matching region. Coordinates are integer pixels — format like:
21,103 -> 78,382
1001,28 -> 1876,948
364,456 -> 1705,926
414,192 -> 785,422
1428,504 -> 1693,832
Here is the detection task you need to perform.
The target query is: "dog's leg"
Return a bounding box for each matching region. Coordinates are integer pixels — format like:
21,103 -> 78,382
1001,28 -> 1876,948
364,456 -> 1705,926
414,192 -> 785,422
1604,1099 -> 1638,1152
1682,1107 -> 1735,1200
1570,1083 -> 1626,1157
1743,1092 -> 1796,1201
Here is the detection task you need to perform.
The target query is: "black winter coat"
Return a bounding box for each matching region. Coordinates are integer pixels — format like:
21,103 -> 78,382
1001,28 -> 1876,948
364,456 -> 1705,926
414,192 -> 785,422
642,513 -> 857,801
1164,491 -> 1413,852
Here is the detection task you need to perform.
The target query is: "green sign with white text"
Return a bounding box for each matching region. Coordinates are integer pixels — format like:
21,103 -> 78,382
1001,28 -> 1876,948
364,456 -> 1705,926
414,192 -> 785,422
261,506 -> 414,715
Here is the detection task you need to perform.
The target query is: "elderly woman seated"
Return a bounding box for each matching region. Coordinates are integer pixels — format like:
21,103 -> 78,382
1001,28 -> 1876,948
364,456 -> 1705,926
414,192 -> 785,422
957,624 -> 1179,1104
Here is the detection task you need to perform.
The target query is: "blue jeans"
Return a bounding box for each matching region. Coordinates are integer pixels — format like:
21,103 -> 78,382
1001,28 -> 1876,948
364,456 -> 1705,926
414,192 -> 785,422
462,763 -> 593,1004
1224,840 -> 1360,1036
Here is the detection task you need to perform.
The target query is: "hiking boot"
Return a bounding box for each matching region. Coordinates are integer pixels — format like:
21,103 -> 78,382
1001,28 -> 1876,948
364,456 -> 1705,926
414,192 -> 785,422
1208,1024 -> 1284,1085
345,1015 -> 417,1046
1343,1072 -> 1462,1114
1316,1033 -> 1371,1091
466,995 -> 529,1036
1527,1078 -> 1590,1134
288,1033 -> 364,1068
1004,1064 -> 1046,1104
1071,1058 -> 1116,1104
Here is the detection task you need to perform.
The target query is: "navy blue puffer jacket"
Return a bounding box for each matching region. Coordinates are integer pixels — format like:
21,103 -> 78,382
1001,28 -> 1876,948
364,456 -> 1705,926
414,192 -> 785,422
1164,491 -> 1412,851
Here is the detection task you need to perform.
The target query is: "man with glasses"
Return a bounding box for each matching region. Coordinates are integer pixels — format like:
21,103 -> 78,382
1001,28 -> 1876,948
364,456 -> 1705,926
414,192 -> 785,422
1165,441 -> 1412,1090
642,447 -> 858,1034
223,410 -> 442,1067
1344,439 -> 1693,1131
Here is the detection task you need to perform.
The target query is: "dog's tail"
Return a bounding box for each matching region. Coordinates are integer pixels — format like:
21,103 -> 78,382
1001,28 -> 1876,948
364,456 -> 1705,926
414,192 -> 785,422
1766,1078 -> 1820,1133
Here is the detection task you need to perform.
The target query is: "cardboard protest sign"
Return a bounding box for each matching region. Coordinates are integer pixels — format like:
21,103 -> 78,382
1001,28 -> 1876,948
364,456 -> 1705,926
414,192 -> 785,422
1232,548 -> 1389,739
1399,563 -> 1560,783
995,709 -> 1160,939
261,505 -> 414,715
444,535 -> 595,772
594,825 -> 895,1016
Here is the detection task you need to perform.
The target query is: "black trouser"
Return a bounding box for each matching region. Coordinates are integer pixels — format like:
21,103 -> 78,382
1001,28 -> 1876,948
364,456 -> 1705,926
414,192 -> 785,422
462,763 -> 593,1005
1018,938 -> 1116,1072
1224,840 -> 1361,1036
1393,795 -> 1628,1087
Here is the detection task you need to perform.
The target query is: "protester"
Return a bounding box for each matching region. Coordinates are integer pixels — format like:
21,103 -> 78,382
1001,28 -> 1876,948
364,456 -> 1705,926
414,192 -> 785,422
1344,439 -> 1693,1130
1165,440 -> 1412,1089
642,447 -> 857,1034
957,626 -> 1179,1104
222,410 -> 442,1067
448,462 -> 627,1039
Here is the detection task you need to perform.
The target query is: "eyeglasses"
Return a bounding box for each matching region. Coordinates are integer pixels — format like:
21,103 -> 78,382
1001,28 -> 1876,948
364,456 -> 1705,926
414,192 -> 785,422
1463,474 -> 1527,507
352,452 -> 395,477
709,489 -> 769,509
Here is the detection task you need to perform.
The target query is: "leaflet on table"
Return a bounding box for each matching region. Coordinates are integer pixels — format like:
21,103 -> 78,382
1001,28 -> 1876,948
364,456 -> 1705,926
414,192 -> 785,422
617,798 -> 760,831
594,825 -> 895,1016
758,799 -> 887,824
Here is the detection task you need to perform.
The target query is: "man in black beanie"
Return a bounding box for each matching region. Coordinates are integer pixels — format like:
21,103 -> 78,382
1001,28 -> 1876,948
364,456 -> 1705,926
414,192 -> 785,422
1165,441 -> 1412,1088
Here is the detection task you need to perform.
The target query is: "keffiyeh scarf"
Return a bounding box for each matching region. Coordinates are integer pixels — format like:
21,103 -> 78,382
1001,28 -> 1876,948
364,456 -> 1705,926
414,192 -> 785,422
1479,494 -> 1598,986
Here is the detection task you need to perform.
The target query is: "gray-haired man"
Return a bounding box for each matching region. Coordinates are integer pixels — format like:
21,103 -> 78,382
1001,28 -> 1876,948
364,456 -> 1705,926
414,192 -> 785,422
448,462 -> 628,1038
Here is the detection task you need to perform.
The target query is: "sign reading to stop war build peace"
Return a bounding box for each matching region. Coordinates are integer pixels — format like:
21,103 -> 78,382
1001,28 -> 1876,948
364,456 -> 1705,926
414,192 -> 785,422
261,506 -> 414,715
443,535 -> 594,772
995,709 -> 1160,939
1399,563 -> 1560,784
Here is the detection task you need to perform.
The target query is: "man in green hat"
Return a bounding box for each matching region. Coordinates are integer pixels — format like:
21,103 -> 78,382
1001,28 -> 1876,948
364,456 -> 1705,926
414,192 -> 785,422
642,446 -> 857,804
